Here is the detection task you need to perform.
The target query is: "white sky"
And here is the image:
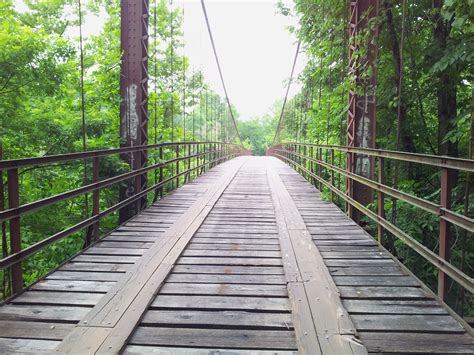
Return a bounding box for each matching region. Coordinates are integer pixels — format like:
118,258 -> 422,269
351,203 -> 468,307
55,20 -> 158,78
14,0 -> 305,120
177,0 -> 305,120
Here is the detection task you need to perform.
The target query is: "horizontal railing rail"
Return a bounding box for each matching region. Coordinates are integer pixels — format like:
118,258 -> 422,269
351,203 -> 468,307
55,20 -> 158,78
284,143 -> 474,172
0,141 -> 246,297
268,143 -> 473,302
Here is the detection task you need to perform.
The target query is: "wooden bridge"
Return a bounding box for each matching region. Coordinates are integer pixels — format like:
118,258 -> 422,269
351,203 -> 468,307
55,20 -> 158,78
0,156 -> 472,354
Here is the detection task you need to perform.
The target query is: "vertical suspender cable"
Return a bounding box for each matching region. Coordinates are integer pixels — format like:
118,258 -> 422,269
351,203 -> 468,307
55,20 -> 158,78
272,41 -> 301,144
78,0 -> 89,222
392,0 -> 407,224
205,89 -> 209,141
182,4 -> 186,140
200,73 -> 203,140
200,0 -> 242,145
154,0 -> 158,185
192,70 -> 195,141
170,4 -> 174,143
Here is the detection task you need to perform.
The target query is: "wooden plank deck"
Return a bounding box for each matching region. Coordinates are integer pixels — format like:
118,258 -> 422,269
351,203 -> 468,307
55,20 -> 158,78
0,156 -> 472,354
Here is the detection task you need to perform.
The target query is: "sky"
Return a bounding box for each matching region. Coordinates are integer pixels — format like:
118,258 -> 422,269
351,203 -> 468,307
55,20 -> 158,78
177,0 -> 305,120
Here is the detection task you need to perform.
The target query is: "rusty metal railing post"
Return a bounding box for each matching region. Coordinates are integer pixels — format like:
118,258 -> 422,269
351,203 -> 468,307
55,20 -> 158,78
176,144 -> 180,188
7,168 -> 22,294
92,157 -> 100,242
438,166 -> 453,301
330,149 -> 335,202
318,147 -> 323,191
187,144 -> 191,182
303,145 -> 307,180
159,146 -> 164,199
377,157 -> 385,244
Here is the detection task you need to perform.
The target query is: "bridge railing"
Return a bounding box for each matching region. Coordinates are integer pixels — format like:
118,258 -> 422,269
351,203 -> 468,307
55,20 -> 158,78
268,143 -> 473,308
0,142 -> 245,297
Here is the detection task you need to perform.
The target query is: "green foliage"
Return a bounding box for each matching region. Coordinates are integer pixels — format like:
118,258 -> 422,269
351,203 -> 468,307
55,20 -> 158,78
0,0 -> 239,299
271,0 -> 474,316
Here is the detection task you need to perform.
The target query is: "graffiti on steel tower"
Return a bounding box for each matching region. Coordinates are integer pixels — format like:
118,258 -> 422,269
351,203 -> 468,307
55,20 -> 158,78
122,84 -> 139,140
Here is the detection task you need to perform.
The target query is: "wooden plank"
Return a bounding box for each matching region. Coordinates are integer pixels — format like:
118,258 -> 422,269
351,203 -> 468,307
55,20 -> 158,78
321,251 -> 391,259
181,249 -> 281,258
166,273 -> 286,285
329,266 -> 404,276
342,300 -> 448,315
187,243 -> 281,251
11,291 -> 102,306
129,327 -> 297,350
0,305 -> 89,322
47,271 -> 124,282
72,255 -> 139,264
325,259 -> 395,267
190,237 -> 279,245
332,275 -> 419,287
31,279 -> 114,293
160,282 -> 288,297
123,345 -> 297,355
83,247 -> 147,256
0,320 -> 74,340
104,235 -> 158,242
171,265 -> 284,275
59,262 -> 130,273
0,338 -> 60,354
358,332 -> 474,354
339,286 -> 427,299
176,257 -> 282,266
193,232 -> 278,239
142,310 -> 293,329
151,295 -> 290,311
351,314 -> 465,333
96,241 -> 153,249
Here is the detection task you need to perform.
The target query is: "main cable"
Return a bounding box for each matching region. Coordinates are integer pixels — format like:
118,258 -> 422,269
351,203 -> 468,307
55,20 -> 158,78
200,0 -> 242,145
272,40 -> 301,145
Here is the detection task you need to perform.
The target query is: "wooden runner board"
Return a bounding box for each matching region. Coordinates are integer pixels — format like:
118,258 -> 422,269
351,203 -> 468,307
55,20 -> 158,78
124,157 -> 297,353
273,158 -> 473,354
266,159 -> 366,355
0,160 -> 238,354
54,157 -> 248,354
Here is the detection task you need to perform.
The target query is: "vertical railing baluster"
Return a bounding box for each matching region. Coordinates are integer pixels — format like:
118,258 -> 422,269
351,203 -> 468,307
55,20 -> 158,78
176,144 -> 180,188
303,145 -> 307,180
187,144 -> 191,181
7,168 -> 22,294
159,146 -> 164,199
377,157 -> 385,245
330,149 -> 335,202
438,167 -> 453,301
92,157 -> 100,242
318,147 -> 323,191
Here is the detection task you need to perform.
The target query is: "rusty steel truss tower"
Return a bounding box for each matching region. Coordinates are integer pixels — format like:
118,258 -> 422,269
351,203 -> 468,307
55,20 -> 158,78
119,0 -> 149,222
347,0 -> 379,221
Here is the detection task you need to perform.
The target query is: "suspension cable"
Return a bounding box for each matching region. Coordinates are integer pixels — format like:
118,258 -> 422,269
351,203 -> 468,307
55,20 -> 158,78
182,4 -> 186,140
170,1 -> 174,143
200,0 -> 242,145
78,0 -> 89,220
192,69 -> 195,141
272,40 -> 301,144
154,0 -> 158,185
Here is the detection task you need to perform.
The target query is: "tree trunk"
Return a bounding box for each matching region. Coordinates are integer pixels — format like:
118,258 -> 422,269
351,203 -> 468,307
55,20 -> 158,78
383,0 -> 416,154
433,0 -> 458,158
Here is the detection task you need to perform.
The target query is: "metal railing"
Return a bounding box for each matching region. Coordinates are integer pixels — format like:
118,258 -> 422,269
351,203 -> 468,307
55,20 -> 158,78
268,143 -> 473,304
0,142 -> 246,296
